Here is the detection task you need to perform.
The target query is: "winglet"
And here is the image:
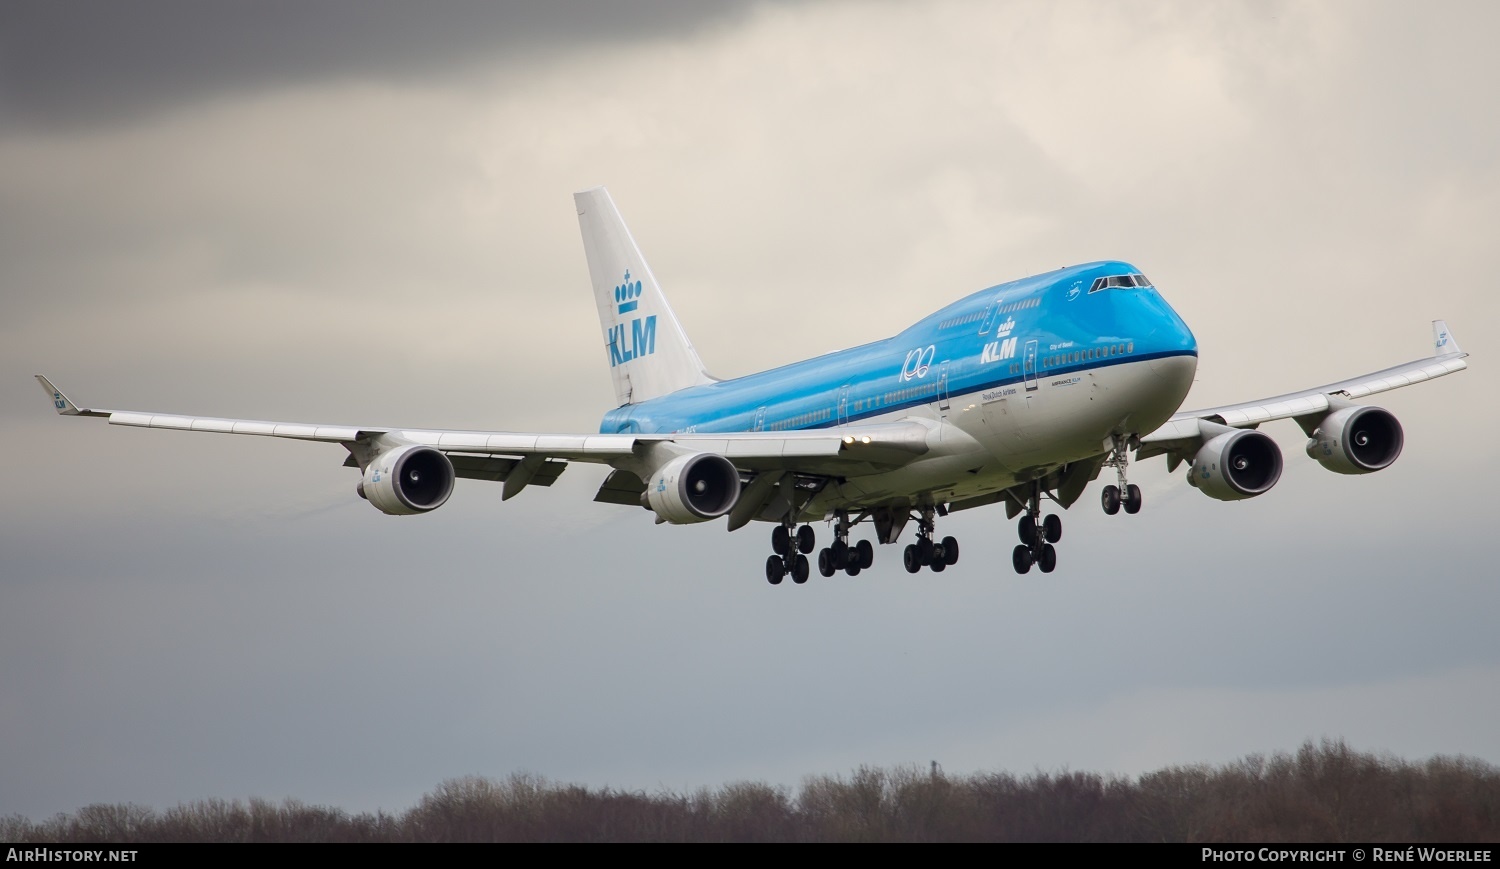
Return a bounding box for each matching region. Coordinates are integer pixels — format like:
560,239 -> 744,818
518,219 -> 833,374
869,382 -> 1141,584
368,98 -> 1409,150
34,375 -> 106,417
1434,320 -> 1464,357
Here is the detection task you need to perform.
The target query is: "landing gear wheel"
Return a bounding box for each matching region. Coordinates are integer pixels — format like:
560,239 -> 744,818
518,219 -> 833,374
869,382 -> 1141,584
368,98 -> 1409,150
845,561 -> 862,577
917,537 -> 934,566
772,525 -> 789,556
1018,516 -> 1037,546
903,544 -> 922,574
930,557 -> 946,573
1012,544 -> 1033,575
941,536 -> 959,565
1124,484 -> 1143,515
797,525 -> 816,554
817,549 -> 835,578
1101,485 -> 1121,515
830,540 -> 849,569
766,555 -> 785,585
1043,514 -> 1062,544
855,539 -> 874,570
792,554 -> 810,584
1038,543 -> 1057,573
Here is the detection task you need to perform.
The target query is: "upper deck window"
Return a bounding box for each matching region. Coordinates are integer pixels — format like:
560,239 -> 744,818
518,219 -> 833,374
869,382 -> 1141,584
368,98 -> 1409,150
1088,273 -> 1154,293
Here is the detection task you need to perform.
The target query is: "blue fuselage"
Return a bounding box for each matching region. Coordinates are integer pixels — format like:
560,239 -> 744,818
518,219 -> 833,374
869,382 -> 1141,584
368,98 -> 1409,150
600,261 -> 1198,437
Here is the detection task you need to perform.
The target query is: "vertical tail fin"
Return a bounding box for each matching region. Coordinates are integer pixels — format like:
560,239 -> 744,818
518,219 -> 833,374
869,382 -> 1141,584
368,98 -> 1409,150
575,187 -> 714,406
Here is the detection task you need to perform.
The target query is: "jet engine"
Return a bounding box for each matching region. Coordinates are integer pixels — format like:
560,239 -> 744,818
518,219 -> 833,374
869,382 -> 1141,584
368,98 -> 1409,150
357,444 -> 455,515
1305,406 -> 1403,475
1186,429 -> 1283,501
643,452 -> 742,524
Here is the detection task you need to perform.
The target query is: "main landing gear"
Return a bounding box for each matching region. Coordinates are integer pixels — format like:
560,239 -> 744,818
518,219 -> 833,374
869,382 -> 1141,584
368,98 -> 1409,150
763,505 -> 961,583
766,519 -> 814,585
817,511 -> 874,577
1012,481 -> 1061,574
766,512 -> 876,584
1100,433 -> 1143,516
903,505 -> 959,574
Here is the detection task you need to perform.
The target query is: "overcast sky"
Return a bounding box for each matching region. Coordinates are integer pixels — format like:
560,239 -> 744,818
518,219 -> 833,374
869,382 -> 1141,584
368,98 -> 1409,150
2,0 -> 1497,819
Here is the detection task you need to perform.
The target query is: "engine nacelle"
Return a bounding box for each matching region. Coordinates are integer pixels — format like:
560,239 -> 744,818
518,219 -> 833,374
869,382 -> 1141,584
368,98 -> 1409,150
357,445 -> 455,515
1305,406 -> 1403,475
643,452 -> 741,524
1186,429 -> 1283,501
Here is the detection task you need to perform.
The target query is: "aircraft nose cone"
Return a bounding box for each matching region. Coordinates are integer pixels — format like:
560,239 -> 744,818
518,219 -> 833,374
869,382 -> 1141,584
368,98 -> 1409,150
1149,354 -> 1197,400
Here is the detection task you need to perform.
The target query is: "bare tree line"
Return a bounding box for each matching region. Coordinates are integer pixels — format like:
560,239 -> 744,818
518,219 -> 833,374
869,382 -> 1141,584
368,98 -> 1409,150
5,740 -> 1496,842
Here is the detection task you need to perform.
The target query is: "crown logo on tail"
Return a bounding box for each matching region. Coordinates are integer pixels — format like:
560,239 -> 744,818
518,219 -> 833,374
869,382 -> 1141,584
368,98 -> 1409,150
607,268 -> 658,368
615,270 -> 643,315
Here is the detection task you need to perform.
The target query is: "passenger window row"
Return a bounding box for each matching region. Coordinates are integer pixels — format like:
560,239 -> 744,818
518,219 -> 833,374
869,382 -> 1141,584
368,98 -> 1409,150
937,311 -> 985,330
1044,342 -> 1133,368
769,406 -> 834,431
769,377 -> 949,429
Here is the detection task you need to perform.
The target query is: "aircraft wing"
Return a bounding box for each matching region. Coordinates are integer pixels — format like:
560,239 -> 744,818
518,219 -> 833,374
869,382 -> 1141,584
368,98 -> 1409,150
1138,320 -> 1468,463
34,375 -> 929,480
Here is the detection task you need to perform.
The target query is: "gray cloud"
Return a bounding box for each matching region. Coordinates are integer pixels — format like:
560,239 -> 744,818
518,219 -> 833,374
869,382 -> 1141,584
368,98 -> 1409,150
0,0 -> 771,129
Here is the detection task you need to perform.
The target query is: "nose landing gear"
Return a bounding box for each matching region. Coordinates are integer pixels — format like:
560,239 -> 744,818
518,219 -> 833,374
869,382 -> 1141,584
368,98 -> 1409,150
1100,433 -> 1143,516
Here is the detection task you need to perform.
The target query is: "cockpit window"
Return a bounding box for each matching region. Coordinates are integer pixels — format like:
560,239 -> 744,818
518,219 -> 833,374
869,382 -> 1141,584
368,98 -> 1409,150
1089,273 -> 1154,293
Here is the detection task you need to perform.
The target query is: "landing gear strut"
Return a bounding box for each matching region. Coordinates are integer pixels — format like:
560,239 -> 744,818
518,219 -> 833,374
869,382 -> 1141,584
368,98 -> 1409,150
903,505 -> 960,574
817,511 -> 874,578
1012,480 -> 1059,574
767,518 -> 813,585
1100,433 -> 1142,516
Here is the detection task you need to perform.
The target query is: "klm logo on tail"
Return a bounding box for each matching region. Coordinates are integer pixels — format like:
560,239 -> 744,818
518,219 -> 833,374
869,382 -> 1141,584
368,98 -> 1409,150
609,269 -> 657,367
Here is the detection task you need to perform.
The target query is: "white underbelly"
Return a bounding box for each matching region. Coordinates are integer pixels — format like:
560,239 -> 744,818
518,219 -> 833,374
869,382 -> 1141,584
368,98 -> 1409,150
810,355 -> 1195,513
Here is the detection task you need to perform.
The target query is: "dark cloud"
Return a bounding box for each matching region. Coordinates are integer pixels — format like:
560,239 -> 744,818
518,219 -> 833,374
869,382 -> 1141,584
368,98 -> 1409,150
0,0 -> 771,129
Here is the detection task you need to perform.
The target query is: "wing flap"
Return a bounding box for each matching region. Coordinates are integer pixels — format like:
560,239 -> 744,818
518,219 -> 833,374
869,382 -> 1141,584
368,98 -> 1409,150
781,438 -> 839,457
447,455 -> 567,486
437,432 -> 491,450
594,470 -> 647,506
1211,393 -> 1330,428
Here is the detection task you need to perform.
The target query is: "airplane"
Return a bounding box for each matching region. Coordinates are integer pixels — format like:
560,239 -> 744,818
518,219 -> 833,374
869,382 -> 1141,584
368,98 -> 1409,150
36,187 -> 1469,585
